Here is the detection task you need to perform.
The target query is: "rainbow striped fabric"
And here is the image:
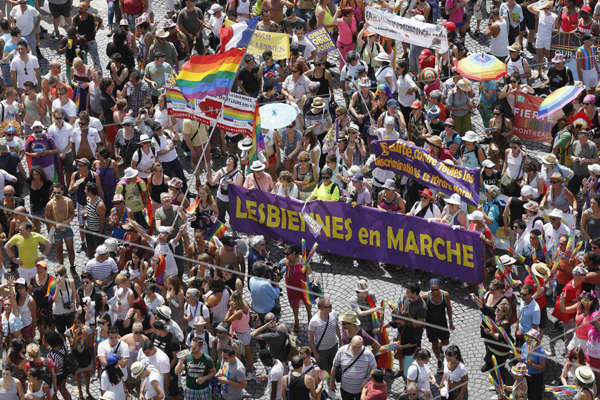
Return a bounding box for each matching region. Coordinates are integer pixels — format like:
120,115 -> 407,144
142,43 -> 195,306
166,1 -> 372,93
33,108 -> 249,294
205,220 -> 227,242
246,103 -> 264,173
46,275 -> 57,298
175,48 -> 245,100
577,46 -> 595,70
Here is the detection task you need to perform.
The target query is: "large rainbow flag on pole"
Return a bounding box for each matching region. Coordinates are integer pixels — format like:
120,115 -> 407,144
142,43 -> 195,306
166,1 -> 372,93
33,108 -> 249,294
175,49 -> 246,100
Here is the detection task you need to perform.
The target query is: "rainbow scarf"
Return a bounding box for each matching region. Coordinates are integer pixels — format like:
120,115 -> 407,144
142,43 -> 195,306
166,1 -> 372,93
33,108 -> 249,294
366,295 -> 393,370
175,48 -> 245,99
46,275 -> 56,298
71,326 -> 85,352
205,220 -> 227,242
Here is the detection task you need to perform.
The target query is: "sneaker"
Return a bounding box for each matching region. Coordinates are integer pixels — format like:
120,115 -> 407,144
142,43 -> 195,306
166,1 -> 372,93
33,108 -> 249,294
550,321 -> 563,332
77,242 -> 87,253
51,30 -> 60,39
246,372 -> 255,381
437,358 -> 443,370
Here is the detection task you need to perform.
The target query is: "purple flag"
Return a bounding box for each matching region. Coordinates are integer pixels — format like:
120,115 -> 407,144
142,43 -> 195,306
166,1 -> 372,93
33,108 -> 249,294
322,120 -> 338,154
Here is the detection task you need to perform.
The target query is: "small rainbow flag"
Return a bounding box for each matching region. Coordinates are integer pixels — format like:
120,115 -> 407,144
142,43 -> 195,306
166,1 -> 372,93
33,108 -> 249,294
302,242 -> 318,273
176,48 -> 245,100
376,342 -> 400,355
488,374 -> 505,397
477,284 -> 485,300
186,199 -> 201,218
524,265 -> 542,288
544,385 -> 578,396
301,280 -> 320,305
205,220 -> 227,242
74,177 -> 85,187
74,87 -> 80,113
143,208 -> 152,230
481,314 -> 498,333
0,232 -> 7,242
497,326 -> 519,358
501,239 -> 526,263
491,355 -> 504,391
46,275 -> 56,298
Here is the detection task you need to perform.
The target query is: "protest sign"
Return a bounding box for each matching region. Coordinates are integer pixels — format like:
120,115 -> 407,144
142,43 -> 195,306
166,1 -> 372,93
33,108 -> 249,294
370,139 -> 480,206
321,120 -> 338,154
248,31 -> 290,59
166,87 -> 256,136
365,6 -> 448,52
550,32 -> 600,80
306,26 -> 336,55
513,91 -> 563,143
229,185 -> 485,283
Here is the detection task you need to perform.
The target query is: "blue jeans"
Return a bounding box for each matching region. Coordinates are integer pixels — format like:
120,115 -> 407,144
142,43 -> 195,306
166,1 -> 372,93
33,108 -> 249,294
162,158 -> 188,193
295,7 -> 310,21
86,40 -> 102,72
428,1 -> 439,24
23,33 -> 36,56
1,63 -> 11,86
107,0 -> 115,26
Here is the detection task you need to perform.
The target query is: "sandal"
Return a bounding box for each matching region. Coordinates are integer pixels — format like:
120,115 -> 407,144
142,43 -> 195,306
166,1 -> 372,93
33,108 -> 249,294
293,322 -> 300,332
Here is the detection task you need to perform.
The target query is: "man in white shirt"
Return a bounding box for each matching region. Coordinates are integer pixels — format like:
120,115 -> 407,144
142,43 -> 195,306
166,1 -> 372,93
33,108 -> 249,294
9,0 -> 40,56
70,114 -> 103,161
52,85 -> 77,123
130,222 -> 187,278
131,362 -> 165,400
543,208 -> 570,250
150,121 -> 187,193
292,25 -> 316,60
258,349 -> 284,400
340,51 -> 368,105
47,108 -> 74,185
10,40 -> 40,91
208,4 -> 224,36
138,339 -> 171,384
0,88 -> 20,123
74,111 -> 106,146
156,305 -> 185,342
98,326 -> 130,369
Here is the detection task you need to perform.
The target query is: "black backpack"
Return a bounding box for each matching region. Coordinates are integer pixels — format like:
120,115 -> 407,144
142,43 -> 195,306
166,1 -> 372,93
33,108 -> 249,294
307,9 -> 317,30
39,358 -> 53,388
135,146 -> 157,164
315,181 -> 339,196
152,131 -> 172,148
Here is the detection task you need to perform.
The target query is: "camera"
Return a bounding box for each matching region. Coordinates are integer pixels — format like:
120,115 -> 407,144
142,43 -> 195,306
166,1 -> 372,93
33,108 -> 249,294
64,301 -> 73,309
140,108 -> 147,114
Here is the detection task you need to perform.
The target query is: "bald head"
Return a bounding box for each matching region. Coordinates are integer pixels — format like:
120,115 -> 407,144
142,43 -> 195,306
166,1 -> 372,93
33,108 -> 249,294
351,335 -> 364,349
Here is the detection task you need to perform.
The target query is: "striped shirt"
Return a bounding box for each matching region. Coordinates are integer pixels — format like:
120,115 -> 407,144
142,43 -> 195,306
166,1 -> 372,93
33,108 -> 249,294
333,345 -> 376,394
84,197 -> 103,232
577,46 -> 595,70
308,311 -> 339,351
85,258 -> 119,289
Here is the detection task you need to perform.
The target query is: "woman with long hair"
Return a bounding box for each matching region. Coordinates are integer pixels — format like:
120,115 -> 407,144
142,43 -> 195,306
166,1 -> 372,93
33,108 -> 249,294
71,57 -> 91,112
224,290 -> 255,379
113,274 -> 136,335
24,367 -> 51,400
501,137 -> 528,196
568,292 -> 599,352
487,105 -> 514,170
153,94 -> 175,132
406,348 -> 437,397
582,194 -> 600,252
65,312 -> 94,400
165,275 -> 186,333
147,162 -> 170,213
51,265 -> 78,336
13,278 -> 36,342
86,292 -> 109,331
125,249 -> 148,293
282,244 -> 312,332
440,345 -> 468,400
302,129 -> 322,173
190,185 -> 219,236
395,59 -> 417,125
100,354 -> 127,400
5,338 -> 27,386
93,146 -> 119,211
26,166 -> 53,233
2,281 -> 22,347
127,297 -> 155,335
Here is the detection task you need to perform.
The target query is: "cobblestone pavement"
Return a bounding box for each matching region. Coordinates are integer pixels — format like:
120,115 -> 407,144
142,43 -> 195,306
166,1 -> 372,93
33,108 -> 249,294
8,1 -> 566,399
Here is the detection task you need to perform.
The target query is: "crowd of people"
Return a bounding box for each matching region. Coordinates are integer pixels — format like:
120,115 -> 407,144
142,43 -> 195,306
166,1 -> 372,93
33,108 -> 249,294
0,0 -> 598,399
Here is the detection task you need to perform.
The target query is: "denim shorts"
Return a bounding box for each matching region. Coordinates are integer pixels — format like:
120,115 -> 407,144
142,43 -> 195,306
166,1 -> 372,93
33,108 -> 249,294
54,227 -> 75,241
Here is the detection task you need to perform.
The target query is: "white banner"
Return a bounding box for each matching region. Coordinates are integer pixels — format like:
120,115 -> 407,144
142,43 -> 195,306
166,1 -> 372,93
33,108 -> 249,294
365,6 -> 448,52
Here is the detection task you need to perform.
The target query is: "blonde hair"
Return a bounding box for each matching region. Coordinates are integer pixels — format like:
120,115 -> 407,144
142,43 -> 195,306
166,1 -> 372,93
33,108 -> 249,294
27,342 -> 40,358
115,273 -> 129,284
199,185 -> 214,206
497,302 -> 512,319
298,151 -> 310,162
55,265 -> 66,276
73,57 -> 84,68
229,290 -> 249,313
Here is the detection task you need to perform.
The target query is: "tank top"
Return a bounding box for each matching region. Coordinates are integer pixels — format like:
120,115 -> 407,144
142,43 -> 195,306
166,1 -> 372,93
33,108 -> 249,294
320,6 -> 334,33
23,94 -> 42,126
74,14 -> 96,42
309,70 -> 330,98
138,32 -> 151,63
115,288 -> 133,320
586,210 -> 600,240
150,173 -> 168,203
236,0 -> 251,17
0,378 -> 19,400
414,5 -> 429,22
442,208 -> 462,226
507,56 -> 527,84
207,289 -> 230,325
31,274 -> 51,310
18,294 -> 33,327
26,382 -> 46,399
379,191 -> 400,211
577,19 -> 594,35
490,19 -> 509,58
460,145 -> 481,169
426,291 -> 448,326
85,197 -> 102,232
53,279 -> 75,316
231,310 -> 250,333
548,186 -> 570,212
575,388 -> 595,400
295,162 -> 316,193
217,168 -> 241,202
89,82 -> 102,114
508,197 -> 526,226
506,149 -> 524,179
561,9 -> 578,32
288,373 -> 311,400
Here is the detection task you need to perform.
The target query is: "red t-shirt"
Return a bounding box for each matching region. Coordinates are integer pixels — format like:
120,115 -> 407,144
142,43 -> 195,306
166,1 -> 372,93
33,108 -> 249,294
25,358 -> 55,372
524,275 -> 546,309
362,380 -> 388,400
561,280 -> 583,320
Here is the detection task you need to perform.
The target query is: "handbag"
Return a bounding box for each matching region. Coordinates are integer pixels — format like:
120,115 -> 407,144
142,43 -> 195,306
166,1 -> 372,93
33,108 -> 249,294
335,346 -> 365,382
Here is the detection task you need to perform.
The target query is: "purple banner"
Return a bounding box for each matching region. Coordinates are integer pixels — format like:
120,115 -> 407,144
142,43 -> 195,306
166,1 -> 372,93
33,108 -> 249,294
370,140 -> 481,206
306,26 -> 336,55
229,185 -> 484,283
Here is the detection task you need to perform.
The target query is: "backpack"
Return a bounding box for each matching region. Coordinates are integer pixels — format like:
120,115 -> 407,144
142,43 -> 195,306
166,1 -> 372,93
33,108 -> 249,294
315,181 -> 339,197
282,324 -> 300,362
63,352 -> 79,376
152,131 -> 172,149
119,178 -> 147,205
307,8 -> 317,31
39,358 -> 53,388
459,143 -> 483,167
495,198 -> 506,227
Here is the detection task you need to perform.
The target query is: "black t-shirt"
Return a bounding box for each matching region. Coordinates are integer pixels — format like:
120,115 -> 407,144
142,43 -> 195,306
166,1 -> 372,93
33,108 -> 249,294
448,32 -> 465,54
0,152 -> 19,176
282,17 -> 308,35
548,66 -> 574,91
100,92 -> 116,125
25,178 -> 53,212
430,120 -> 445,137
482,170 -> 501,188
238,66 -> 260,94
257,93 -> 277,105
60,35 -> 88,64
389,321 -> 417,356
150,332 -> 181,363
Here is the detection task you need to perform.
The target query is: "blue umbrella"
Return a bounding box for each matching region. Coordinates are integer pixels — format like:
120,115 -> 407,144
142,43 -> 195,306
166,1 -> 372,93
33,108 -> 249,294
259,103 -> 299,129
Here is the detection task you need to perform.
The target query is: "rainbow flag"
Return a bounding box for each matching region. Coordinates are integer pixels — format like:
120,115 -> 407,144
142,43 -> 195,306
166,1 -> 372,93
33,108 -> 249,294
46,275 -> 56,298
477,284 -> 485,300
74,87 -> 80,113
525,265 -> 542,288
0,232 -> 7,242
74,177 -> 85,187
246,102 -> 264,174
205,220 -> 227,242
301,280 -> 320,305
175,48 -> 245,100
186,199 -> 201,218
497,326 -> 519,358
222,106 -> 255,125
366,295 -> 393,370
377,342 -> 400,355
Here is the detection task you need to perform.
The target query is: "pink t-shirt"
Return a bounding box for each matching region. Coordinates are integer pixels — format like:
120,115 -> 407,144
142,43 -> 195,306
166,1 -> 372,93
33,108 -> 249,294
232,310 -> 250,333
445,0 -> 464,24
424,80 -> 441,96
338,17 -> 357,46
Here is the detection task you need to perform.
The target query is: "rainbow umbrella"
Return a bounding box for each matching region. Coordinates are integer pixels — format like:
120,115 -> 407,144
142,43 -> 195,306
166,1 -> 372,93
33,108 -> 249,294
537,85 -> 583,119
456,53 -> 508,81
532,0 -> 551,9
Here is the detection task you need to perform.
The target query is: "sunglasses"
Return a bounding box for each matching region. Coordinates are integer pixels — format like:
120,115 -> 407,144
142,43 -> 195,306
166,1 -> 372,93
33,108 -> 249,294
284,252 -> 291,256
80,122 -> 89,127
15,285 -> 25,290
493,112 -> 502,116
320,305 -> 332,309
322,176 -> 331,179
134,330 -> 143,334
4,193 -> 12,197
444,124 -> 453,127
570,356 -> 579,361
584,102 -> 592,106
122,123 -> 132,127
510,80 -> 518,83
78,164 -> 87,167
33,130 -> 43,134
291,70 -> 299,73
315,63 -> 323,66
420,195 -> 429,199
550,181 -> 560,184
82,281 -> 90,285
511,146 -> 519,149
52,191 -> 62,195
55,116 -> 63,120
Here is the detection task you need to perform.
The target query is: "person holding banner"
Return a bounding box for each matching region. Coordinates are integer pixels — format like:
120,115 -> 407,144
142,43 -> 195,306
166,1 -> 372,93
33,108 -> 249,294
437,193 -> 467,228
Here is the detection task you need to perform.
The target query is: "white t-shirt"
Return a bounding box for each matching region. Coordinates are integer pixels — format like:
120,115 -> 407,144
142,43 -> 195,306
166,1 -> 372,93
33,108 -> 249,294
151,132 -> 177,163
10,55 -> 39,89
537,12 -> 557,40
0,100 -> 19,122
52,99 -> 77,121
543,222 -> 570,251
185,330 -> 214,355
144,369 -> 165,400
406,362 -> 432,398
143,293 -> 165,314
375,65 -> 396,93
443,361 -> 467,385
167,319 -> 185,342
184,301 -> 211,322
0,169 -> 17,200
5,137 -> 25,155
101,366 -> 128,400
267,360 -> 285,400
366,154 -> 394,187
137,348 -> 171,374
131,147 -> 157,178
292,35 -> 316,59
209,14 -> 225,36
47,122 -> 74,153
10,6 -> 39,36
396,73 -> 417,107
74,117 -> 104,133
97,339 -> 131,360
